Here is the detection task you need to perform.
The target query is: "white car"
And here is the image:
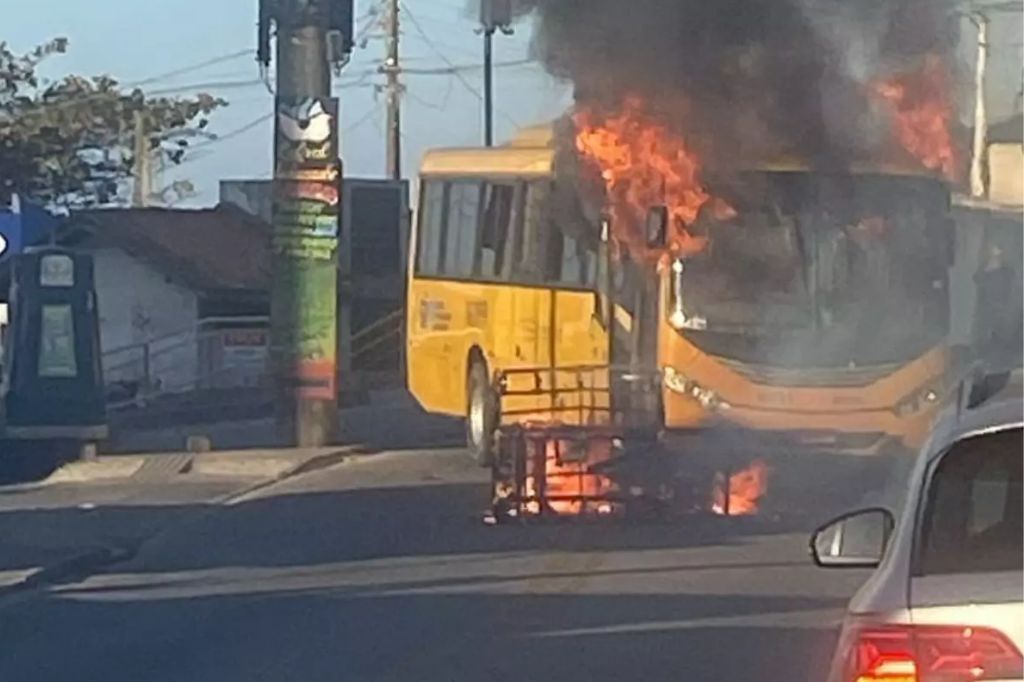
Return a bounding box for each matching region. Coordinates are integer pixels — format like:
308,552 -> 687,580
812,374 -> 1023,682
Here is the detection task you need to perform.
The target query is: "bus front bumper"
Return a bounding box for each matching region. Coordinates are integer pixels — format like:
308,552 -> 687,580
663,394 -> 934,456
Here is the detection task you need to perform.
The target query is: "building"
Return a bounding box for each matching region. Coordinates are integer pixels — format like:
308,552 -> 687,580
220,177 -> 410,383
54,205 -> 272,402
987,114 -> 1023,208
950,114 -> 1023,368
0,194 -> 59,261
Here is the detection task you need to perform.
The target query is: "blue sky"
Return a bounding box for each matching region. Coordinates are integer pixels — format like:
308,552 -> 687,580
4,0 -> 571,205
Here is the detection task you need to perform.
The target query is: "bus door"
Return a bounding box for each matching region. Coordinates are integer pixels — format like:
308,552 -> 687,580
407,179 -> 455,413
510,182 -> 553,415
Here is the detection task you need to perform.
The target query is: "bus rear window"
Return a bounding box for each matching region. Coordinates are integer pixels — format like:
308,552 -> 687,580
917,428 -> 1023,576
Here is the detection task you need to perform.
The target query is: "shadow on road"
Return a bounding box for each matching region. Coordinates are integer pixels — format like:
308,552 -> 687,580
0,585 -> 846,681
0,473 -> 862,681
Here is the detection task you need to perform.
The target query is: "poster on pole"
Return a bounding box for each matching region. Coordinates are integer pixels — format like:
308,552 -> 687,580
272,96 -> 341,401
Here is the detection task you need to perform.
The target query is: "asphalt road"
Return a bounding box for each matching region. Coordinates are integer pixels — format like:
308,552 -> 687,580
0,448 -> 871,682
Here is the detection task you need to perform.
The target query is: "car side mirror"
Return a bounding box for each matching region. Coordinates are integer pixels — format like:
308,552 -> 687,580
645,206 -> 668,249
810,508 -> 895,569
967,368 -> 1012,409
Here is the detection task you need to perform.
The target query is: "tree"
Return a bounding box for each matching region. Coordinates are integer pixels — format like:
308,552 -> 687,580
0,38 -> 227,208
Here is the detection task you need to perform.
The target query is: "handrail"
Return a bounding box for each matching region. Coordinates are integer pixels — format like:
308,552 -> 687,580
102,316 -> 269,358
351,309 -> 403,346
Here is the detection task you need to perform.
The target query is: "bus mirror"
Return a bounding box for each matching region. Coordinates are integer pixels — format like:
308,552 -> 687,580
646,206 -> 669,249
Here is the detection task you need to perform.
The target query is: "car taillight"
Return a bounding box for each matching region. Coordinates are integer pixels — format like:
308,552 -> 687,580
846,625 -> 1024,682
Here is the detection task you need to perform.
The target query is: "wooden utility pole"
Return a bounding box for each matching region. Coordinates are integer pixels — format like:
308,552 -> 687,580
383,0 -> 402,179
131,111 -> 150,207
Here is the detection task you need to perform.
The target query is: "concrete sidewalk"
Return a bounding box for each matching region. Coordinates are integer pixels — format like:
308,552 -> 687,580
109,388 -> 462,455
0,447 -> 354,595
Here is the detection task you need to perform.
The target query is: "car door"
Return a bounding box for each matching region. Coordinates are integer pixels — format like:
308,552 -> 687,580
910,427 -> 1024,659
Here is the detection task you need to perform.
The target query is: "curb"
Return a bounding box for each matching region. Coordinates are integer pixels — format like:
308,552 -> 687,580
218,447 -> 364,505
0,545 -> 135,604
0,444 -> 371,606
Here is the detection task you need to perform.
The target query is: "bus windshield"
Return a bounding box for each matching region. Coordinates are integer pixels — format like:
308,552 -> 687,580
674,172 -> 951,369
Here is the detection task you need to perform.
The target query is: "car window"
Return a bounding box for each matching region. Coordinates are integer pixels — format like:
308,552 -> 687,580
917,428 -> 1023,576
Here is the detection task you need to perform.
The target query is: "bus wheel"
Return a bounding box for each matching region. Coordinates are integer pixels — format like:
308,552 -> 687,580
466,360 -> 496,468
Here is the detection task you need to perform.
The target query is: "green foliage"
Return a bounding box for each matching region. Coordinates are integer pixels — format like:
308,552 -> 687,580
0,38 -> 226,207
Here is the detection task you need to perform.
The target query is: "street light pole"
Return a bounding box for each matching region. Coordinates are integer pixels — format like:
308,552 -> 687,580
480,0 -> 513,148
483,28 -> 495,147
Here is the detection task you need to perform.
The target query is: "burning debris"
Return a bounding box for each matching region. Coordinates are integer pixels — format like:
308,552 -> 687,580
712,460 -> 771,517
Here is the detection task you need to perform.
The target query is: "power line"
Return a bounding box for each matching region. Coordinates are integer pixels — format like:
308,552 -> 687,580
343,102 -> 385,134
401,2 -> 522,129
15,49 -> 257,115
401,1 -> 483,100
125,50 -> 254,88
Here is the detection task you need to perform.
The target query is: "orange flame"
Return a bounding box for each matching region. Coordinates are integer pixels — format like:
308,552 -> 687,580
873,55 -> 958,180
524,436 -> 617,516
712,460 -> 770,516
574,96 -> 733,261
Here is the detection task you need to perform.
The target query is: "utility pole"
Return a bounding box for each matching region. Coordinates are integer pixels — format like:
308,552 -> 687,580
969,11 -> 990,199
479,0 -> 513,148
383,0 -> 402,179
132,111 -> 150,207
259,0 -> 353,447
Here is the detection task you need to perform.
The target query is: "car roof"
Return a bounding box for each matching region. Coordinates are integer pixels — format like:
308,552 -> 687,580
928,397 -> 1023,462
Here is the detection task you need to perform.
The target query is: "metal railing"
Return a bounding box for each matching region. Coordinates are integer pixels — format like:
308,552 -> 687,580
351,308 -> 404,372
103,316 -> 270,409
494,364 -> 662,429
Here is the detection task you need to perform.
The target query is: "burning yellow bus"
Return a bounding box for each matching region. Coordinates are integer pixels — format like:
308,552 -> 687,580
407,122 -> 957,472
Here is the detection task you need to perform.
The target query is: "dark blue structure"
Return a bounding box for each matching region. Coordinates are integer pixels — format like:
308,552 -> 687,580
2,248 -> 108,443
0,195 -> 60,262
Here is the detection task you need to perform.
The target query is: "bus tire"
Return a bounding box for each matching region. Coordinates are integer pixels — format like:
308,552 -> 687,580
466,359 -> 497,468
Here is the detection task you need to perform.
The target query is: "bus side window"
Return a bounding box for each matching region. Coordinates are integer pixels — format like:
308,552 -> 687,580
416,180 -> 447,275
479,183 -> 515,279
503,183 -> 527,282
443,181 -> 483,279
516,181 -> 551,283
558,234 -> 592,287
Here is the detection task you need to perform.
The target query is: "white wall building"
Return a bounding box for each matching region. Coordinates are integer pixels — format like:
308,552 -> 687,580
57,205 -> 272,401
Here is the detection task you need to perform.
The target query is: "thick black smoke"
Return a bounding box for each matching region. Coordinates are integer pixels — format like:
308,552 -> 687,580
500,0 -> 960,168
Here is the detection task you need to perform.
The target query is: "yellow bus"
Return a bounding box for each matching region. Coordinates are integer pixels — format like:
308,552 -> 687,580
650,159 -> 955,455
406,135 -> 611,464
407,126 -> 957,464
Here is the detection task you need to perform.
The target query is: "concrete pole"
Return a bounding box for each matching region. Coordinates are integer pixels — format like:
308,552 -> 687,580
969,12 -> 989,199
272,5 -> 339,447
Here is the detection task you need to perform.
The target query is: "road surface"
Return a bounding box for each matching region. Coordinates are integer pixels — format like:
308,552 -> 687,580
0,448 -> 870,682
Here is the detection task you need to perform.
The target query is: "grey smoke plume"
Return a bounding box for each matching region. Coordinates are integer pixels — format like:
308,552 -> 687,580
500,0 -> 961,167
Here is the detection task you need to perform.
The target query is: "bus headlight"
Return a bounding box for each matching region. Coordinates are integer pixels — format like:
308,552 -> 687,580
894,385 -> 940,417
663,367 -> 731,411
